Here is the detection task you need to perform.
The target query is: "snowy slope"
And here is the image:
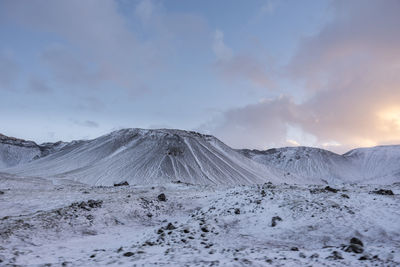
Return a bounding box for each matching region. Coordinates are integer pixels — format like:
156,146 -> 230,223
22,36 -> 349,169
0,134 -> 43,168
4,129 -> 297,186
344,145 -> 400,184
239,146 -> 400,184
1,176 -> 399,266
0,134 -> 65,169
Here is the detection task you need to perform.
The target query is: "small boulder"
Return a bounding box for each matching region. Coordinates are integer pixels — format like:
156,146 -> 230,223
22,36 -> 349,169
350,237 -> 364,247
371,189 -> 394,195
165,223 -> 176,230
234,208 -> 240,215
158,193 -> 167,201
327,251 -> 343,260
114,181 -> 129,187
271,216 -> 282,227
345,244 -> 364,254
123,252 -> 134,257
325,186 -> 338,193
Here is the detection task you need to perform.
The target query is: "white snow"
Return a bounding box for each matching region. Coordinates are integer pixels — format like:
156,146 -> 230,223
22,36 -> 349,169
0,175 -> 399,266
240,146 -> 400,185
2,129 -> 302,186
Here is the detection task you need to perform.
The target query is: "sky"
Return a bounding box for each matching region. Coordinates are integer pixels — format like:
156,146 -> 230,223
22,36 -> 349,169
0,0 -> 399,153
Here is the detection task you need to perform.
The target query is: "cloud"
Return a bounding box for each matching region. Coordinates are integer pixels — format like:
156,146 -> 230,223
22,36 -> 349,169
212,29 -> 274,89
29,78 -> 52,93
135,0 -> 155,23
75,97 -> 106,112
0,53 -> 19,91
205,0 -> 400,152
73,120 -> 99,128
212,30 -> 233,61
1,0 -> 212,95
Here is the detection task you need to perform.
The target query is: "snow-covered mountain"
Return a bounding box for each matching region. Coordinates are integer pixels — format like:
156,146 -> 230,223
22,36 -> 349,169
2,129 -> 297,186
239,145 -> 400,184
0,134 -> 42,168
2,129 -> 399,185
344,145 -> 400,184
0,134 -> 65,168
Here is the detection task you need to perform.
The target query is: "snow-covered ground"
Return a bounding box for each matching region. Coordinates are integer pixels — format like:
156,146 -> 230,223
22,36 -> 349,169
1,174 -> 399,266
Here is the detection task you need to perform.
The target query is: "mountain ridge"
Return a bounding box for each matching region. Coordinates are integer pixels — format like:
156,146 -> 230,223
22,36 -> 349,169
1,129 -> 400,185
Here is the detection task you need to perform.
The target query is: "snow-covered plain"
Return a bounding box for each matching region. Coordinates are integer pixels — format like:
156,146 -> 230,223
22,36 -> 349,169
0,174 -> 399,266
0,129 -> 400,266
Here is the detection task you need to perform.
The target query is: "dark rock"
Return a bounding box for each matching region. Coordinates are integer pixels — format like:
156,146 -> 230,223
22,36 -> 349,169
158,193 -> 167,201
0,191 -> 4,195
325,186 -> 338,193
271,216 -> 282,227
234,208 -> 240,214
201,226 -> 209,233
114,181 -> 129,187
371,189 -> 394,195
345,244 -> 364,254
290,247 -> 299,251
350,237 -> 364,247
359,255 -> 369,260
341,194 -> 350,199
123,252 -> 134,257
327,251 -> 343,260
261,190 -> 266,197
87,199 -> 103,208
310,253 -> 319,259
165,223 -> 176,230
90,254 -> 96,258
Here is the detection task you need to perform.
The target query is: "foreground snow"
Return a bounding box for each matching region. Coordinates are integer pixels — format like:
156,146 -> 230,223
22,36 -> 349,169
0,174 -> 399,266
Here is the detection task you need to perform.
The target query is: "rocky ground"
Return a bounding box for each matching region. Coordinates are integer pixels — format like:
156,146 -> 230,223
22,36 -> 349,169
0,174 -> 399,266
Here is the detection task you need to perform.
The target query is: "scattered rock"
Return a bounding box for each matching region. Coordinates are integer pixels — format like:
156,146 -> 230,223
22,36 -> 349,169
310,253 -> 319,259
344,237 -> 364,253
158,193 -> 167,201
327,251 -> 343,260
165,223 -> 176,230
350,237 -> 364,247
261,190 -> 266,197
70,199 -> 103,211
114,181 -> 129,187
345,244 -> 364,254
123,252 -> 134,257
371,189 -> 394,195
201,226 -> 209,233
271,216 -> 282,227
325,186 -> 338,193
